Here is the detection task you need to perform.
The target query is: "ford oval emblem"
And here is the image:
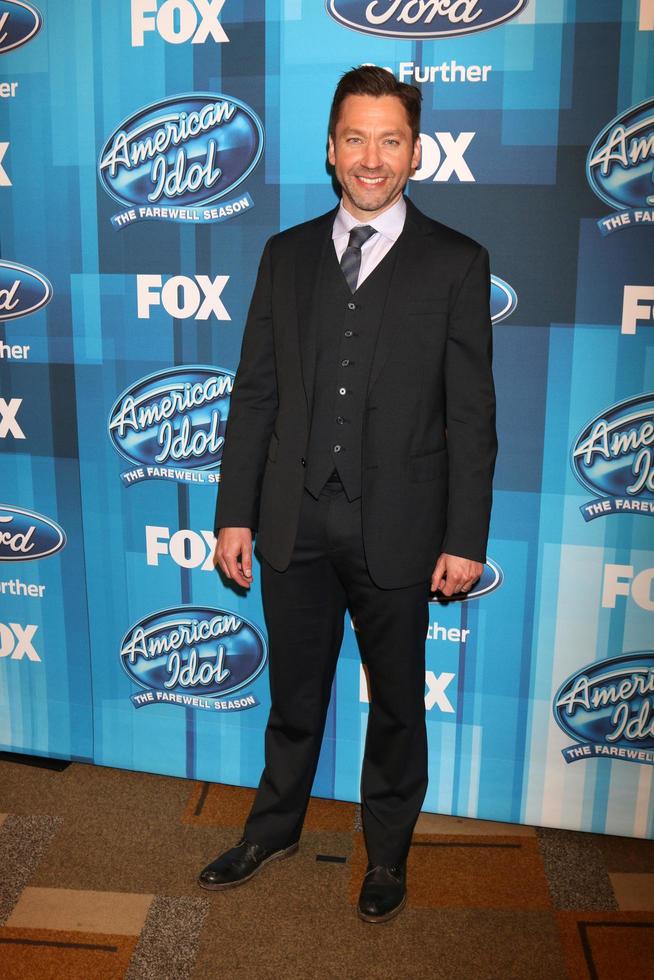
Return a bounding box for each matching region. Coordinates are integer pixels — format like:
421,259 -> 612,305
0,1 -> 42,54
490,275 -> 517,324
326,0 -> 529,39
120,606 -> 267,700
0,503 -> 66,561
0,260 -> 52,321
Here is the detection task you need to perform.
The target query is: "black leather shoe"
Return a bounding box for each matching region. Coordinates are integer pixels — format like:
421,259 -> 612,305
357,862 -> 407,923
197,836 -> 299,890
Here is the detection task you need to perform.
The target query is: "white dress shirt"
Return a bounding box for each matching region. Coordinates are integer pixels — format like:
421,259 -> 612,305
332,196 -> 407,291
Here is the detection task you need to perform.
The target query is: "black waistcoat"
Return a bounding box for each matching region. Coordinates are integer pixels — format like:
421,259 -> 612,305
304,236 -> 399,500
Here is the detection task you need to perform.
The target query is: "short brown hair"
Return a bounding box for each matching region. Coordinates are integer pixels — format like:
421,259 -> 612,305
328,65 -> 422,143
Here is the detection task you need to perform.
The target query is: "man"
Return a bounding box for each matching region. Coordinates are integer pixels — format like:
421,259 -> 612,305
198,66 -> 497,924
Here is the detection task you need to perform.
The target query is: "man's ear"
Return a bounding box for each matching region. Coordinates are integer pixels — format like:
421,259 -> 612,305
411,136 -> 421,173
327,135 -> 336,167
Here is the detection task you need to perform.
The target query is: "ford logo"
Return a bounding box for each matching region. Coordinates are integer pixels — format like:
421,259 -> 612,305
98,93 -> 264,228
326,0 -> 529,38
571,393 -> 654,508
108,365 -> 234,485
0,504 -> 66,561
554,651 -> 654,754
490,275 -> 517,324
587,98 -> 654,212
430,556 -> 503,603
0,260 -> 52,321
120,606 -> 267,701
0,1 -> 42,54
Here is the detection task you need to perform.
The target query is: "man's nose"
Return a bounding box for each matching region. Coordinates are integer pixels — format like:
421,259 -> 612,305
360,143 -> 382,169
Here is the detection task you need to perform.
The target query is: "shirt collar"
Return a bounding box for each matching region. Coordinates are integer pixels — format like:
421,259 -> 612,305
332,195 -> 407,242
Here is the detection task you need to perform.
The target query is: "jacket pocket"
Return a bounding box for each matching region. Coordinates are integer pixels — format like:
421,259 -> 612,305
408,447 -> 447,482
267,431 -> 279,462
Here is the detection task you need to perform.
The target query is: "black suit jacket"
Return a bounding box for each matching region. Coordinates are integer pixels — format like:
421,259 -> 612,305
214,197 -> 497,589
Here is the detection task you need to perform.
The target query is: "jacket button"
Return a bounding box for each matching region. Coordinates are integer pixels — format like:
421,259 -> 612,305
300,457 -> 306,466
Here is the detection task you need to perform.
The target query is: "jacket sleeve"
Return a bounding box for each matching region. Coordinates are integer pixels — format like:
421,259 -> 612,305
441,245 -> 498,564
214,238 -> 278,532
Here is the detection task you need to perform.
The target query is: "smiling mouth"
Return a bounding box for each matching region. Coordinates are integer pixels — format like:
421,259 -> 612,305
354,175 -> 387,185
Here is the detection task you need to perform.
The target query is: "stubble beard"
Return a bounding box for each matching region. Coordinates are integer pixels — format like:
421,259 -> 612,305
340,172 -> 404,217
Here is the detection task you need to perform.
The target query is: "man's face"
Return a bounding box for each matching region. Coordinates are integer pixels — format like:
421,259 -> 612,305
328,94 -> 421,221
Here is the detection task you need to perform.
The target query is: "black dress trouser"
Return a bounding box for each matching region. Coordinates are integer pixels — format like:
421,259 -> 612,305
244,473 -> 431,866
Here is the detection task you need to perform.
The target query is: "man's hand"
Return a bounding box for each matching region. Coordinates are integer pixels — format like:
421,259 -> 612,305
431,552 -> 483,597
214,527 -> 253,589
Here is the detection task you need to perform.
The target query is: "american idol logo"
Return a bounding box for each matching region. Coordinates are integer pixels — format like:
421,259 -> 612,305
108,365 -> 234,487
0,261 -> 52,321
554,652 -> 654,766
0,504 -> 66,561
120,606 -> 267,712
571,393 -> 654,521
587,98 -> 654,236
490,276 -> 517,324
430,557 -> 503,602
0,1 -> 42,54
326,0 -> 529,38
98,93 -> 264,230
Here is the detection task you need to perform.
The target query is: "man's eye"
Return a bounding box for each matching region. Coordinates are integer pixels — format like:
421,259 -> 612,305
385,139 -> 399,146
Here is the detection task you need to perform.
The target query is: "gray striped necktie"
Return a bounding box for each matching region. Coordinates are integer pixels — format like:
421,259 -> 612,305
339,225 -> 378,293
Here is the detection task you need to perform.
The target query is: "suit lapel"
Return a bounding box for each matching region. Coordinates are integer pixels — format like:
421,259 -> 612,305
367,198 -> 432,393
294,209 -> 336,411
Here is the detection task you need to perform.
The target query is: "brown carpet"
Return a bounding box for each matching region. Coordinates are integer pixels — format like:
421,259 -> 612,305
0,753 -> 652,979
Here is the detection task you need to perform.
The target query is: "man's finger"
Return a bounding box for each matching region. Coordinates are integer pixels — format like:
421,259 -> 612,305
444,577 -> 466,596
240,543 -> 253,578
222,551 -> 237,579
216,551 -> 230,578
223,550 -> 251,588
433,554 -> 447,577
430,554 -> 447,591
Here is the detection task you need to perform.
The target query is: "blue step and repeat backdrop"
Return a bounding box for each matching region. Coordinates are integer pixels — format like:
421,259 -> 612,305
1,0 -> 653,838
